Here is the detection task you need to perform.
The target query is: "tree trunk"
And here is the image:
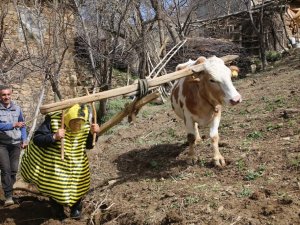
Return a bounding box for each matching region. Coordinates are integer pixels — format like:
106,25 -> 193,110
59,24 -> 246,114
156,1 -> 166,57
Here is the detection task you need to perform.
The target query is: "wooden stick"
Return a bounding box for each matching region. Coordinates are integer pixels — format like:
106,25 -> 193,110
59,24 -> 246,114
85,88 -> 97,146
40,55 -> 239,114
61,110 -> 65,161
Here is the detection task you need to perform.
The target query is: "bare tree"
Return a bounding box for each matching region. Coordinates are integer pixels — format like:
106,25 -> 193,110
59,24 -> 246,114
14,0 -> 70,99
72,0 -> 134,122
12,0 -> 71,137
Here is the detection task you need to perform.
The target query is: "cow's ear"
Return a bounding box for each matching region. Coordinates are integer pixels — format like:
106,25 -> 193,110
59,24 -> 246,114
195,56 -> 206,65
229,65 -> 239,78
191,57 -> 207,73
176,65 -> 187,71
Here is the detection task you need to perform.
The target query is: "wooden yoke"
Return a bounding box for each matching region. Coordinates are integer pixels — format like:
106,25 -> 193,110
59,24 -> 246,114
40,55 -> 239,114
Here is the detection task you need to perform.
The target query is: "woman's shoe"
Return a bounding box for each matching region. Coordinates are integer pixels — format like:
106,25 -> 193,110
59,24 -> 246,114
70,200 -> 82,219
70,208 -> 81,219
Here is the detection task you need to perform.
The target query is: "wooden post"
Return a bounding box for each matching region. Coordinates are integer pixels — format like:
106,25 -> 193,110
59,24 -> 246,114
85,88 -> 97,146
61,110 -> 65,161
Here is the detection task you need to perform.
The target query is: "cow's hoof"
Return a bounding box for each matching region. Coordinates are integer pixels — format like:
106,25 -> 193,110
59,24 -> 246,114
214,157 -> 226,168
187,156 -> 198,165
195,138 -> 202,145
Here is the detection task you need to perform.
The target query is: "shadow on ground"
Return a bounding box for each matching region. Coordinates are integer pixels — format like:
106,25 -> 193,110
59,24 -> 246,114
0,196 -> 54,225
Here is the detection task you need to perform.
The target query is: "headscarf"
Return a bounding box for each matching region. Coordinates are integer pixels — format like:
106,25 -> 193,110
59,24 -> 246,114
63,104 -> 88,130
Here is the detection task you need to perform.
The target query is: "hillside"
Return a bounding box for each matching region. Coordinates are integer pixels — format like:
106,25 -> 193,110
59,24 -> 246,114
0,49 -> 299,225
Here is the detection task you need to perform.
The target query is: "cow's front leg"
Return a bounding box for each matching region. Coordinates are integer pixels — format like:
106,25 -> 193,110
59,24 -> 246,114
194,122 -> 201,144
185,119 -> 198,164
210,114 -> 225,167
187,133 -> 197,164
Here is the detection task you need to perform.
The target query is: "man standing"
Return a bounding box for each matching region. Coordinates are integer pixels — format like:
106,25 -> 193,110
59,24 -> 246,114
0,85 -> 27,206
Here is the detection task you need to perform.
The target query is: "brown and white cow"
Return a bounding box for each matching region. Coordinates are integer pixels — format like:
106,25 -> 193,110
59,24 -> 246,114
171,56 -> 241,167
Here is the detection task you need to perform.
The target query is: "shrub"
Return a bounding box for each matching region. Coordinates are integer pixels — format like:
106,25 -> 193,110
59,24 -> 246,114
266,51 -> 282,62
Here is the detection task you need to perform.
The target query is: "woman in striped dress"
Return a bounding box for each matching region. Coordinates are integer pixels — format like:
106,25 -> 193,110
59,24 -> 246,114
21,104 -> 100,219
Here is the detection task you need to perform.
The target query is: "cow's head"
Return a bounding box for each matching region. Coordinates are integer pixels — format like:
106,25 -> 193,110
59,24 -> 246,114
177,56 -> 242,105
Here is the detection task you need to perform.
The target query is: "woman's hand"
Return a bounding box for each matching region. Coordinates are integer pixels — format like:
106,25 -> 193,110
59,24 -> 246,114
90,123 -> 100,135
53,128 -> 65,140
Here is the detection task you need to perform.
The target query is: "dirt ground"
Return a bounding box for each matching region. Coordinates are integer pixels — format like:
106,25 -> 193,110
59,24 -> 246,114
0,49 -> 299,225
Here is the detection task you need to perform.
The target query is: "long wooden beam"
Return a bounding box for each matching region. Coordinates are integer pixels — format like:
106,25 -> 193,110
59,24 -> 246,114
40,55 -> 239,114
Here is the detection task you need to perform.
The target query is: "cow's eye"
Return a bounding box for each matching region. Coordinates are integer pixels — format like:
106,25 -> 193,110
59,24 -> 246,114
210,79 -> 216,83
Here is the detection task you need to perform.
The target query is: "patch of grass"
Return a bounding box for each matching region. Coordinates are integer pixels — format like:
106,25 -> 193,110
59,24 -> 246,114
101,97 -> 131,123
244,100 -> 253,107
244,164 -> 266,181
266,50 -> 282,62
274,98 -> 285,106
264,97 -> 286,112
140,101 -> 170,119
220,122 -> 231,129
103,124 -> 129,135
198,159 -> 207,167
212,183 -> 220,192
265,104 -> 274,112
170,203 -> 180,209
239,139 -> 252,152
247,131 -> 263,139
288,120 -> 297,127
140,109 -> 152,118
252,108 -> 263,113
238,109 -> 249,115
167,128 -> 176,138
276,192 -> 293,205
236,159 -> 246,171
137,137 -> 147,145
244,170 -> 260,181
238,187 -> 252,198
289,158 -> 300,169
172,173 -> 187,181
204,171 -> 214,177
184,196 -> 200,205
193,184 -> 207,190
266,123 -> 283,131
239,123 -> 249,128
209,201 -> 218,209
112,68 -> 137,87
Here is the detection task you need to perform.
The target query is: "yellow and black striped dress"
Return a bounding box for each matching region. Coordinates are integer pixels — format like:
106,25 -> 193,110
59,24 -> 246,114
21,112 -> 91,206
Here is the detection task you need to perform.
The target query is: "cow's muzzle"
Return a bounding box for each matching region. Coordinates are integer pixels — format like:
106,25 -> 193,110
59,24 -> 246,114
230,95 -> 242,105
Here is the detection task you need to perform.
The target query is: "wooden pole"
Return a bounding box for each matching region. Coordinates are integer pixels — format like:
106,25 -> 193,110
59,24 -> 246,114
85,88 -> 97,146
61,110 -> 65,161
40,55 -> 239,114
